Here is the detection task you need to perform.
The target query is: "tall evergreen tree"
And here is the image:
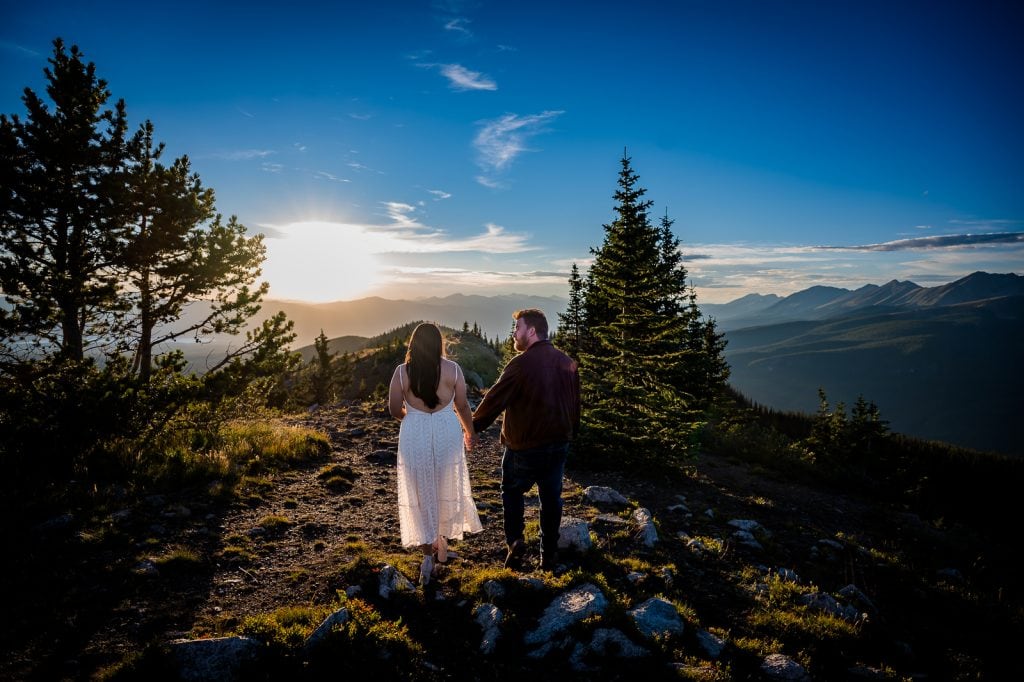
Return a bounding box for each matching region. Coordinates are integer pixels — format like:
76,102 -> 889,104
0,39 -> 129,363
119,121 -> 268,381
578,153 -> 699,460
555,262 -> 585,360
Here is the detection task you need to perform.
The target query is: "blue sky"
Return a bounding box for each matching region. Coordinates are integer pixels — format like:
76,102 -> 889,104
2,0 -> 1022,303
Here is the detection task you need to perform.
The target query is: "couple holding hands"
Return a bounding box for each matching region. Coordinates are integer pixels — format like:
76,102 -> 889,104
387,309 -> 580,585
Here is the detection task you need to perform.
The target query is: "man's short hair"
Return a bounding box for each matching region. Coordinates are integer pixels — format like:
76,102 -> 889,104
513,308 -> 548,339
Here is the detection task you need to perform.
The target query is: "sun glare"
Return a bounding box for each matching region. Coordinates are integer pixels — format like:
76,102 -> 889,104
261,221 -> 385,302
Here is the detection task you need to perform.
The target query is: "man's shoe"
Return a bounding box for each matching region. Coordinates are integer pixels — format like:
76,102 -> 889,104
540,550 -> 558,571
504,539 -> 526,570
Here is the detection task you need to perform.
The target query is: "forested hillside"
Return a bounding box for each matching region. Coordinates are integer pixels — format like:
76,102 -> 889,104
725,297 -> 1024,455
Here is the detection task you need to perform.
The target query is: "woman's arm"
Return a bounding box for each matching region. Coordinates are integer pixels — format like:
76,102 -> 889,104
452,362 -> 476,450
388,365 -> 406,420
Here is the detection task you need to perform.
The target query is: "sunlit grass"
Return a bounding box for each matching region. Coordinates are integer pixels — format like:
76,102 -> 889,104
216,420 -> 330,471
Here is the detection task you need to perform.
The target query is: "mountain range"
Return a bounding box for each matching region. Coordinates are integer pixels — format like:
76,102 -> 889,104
165,271 -> 1021,455
702,271 -> 1024,331
714,272 -> 1023,456
254,293 -> 567,348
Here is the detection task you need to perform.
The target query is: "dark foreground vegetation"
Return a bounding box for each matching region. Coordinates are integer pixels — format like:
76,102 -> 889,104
2,40 -> 1021,681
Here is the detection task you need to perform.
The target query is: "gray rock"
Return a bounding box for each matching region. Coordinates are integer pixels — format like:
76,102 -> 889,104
799,592 -> 860,621
696,629 -> 726,658
35,512 -> 75,533
629,597 -> 684,639
584,485 -> 629,505
169,636 -> 263,681
588,627 -> 648,658
557,517 -> 592,551
626,571 -> 644,585
704,508 -> 715,519
776,567 -> 800,583
133,560 -> 159,577
483,579 -> 506,602
761,653 -> 810,681
937,567 -> 964,583
378,563 -> 415,599
732,529 -> 763,551
594,513 -> 630,526
728,519 -> 766,534
473,603 -> 503,654
838,584 -> 878,618
303,608 -> 350,652
666,503 -> 690,513
525,583 -> 608,646
633,508 -> 658,546
344,585 -> 362,598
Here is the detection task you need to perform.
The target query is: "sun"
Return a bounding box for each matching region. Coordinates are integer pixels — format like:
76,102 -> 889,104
260,221 -> 385,302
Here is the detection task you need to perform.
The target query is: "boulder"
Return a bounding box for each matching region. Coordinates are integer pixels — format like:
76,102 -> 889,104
629,596 -> 684,639
169,636 -> 263,681
584,486 -> 629,505
524,583 -> 608,646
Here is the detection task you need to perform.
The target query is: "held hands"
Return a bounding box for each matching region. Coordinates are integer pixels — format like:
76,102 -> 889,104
463,430 -> 479,452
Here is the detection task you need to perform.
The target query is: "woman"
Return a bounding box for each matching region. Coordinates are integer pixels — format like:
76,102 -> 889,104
388,323 -> 482,585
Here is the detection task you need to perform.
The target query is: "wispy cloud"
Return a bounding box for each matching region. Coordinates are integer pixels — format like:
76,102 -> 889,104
676,238 -> 1024,303
376,204 -> 535,253
208,149 -> 274,161
348,112 -> 373,121
0,41 -> 42,57
261,162 -> 284,173
474,111 -> 564,185
382,265 -> 568,291
314,171 -> 350,183
444,17 -> 473,37
428,190 -> 452,200
813,232 -> 1024,252
237,107 -> 255,118
439,63 -> 496,91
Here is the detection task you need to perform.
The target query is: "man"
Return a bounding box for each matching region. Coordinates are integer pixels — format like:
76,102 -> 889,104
471,309 -> 580,571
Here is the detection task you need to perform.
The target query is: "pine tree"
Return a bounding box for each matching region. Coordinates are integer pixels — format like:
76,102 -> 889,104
555,262 -> 585,360
0,39 -> 129,363
119,121 -> 268,381
578,153 -> 700,461
309,330 -> 352,405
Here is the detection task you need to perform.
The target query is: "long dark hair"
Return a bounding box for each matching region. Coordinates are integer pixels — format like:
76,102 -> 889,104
405,323 -> 445,408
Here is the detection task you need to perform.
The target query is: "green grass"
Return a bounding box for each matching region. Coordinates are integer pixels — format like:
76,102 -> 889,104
258,514 -> 293,532
151,546 -> 202,570
217,420 -> 330,472
316,463 -> 358,492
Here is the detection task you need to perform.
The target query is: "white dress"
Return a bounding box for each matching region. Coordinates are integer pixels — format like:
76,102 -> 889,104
396,365 -> 483,548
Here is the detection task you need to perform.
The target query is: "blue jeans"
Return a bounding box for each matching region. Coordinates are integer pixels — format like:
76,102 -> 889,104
501,442 -> 569,557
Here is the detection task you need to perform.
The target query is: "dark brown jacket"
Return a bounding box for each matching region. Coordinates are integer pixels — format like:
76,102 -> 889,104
472,340 -> 580,450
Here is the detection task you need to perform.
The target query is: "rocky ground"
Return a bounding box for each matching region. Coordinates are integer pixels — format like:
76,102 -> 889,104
2,400 -> 1019,680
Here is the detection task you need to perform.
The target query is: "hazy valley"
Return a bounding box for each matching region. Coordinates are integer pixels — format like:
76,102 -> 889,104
196,271 -> 1024,457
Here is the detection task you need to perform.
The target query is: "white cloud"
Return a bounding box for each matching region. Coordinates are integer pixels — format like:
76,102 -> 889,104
374,205 -> 535,254
440,63 -> 497,91
314,171 -> 350,183
444,17 -> 473,36
428,190 -> 452,200
209,149 -> 275,161
474,111 -> 564,180
811,231 -> 1024,252
680,239 -> 1024,304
